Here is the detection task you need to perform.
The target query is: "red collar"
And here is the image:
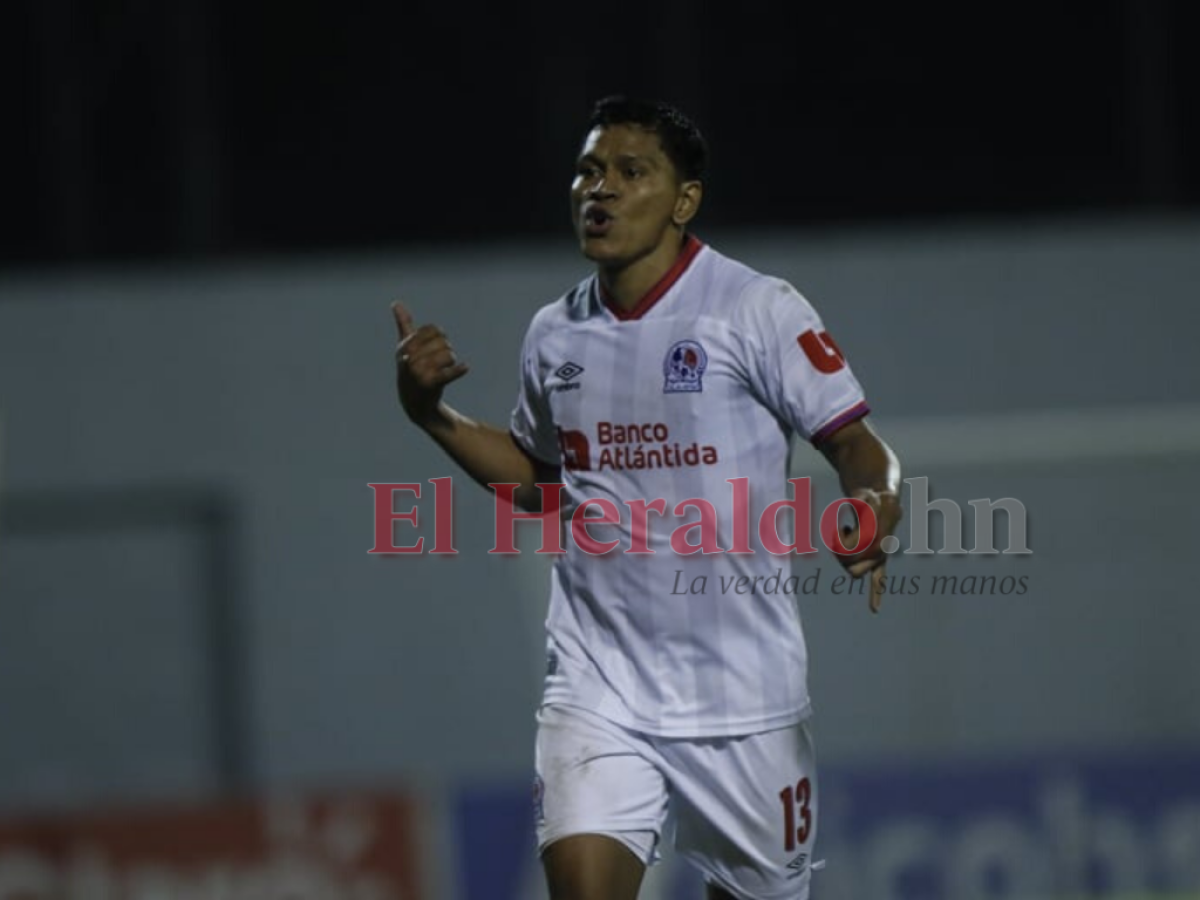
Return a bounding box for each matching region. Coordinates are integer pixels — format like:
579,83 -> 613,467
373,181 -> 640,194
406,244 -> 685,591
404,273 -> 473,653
600,234 -> 704,322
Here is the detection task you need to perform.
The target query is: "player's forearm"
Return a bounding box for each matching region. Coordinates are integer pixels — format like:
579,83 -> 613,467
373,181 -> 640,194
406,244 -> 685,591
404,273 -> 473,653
418,403 -> 551,511
824,421 -> 901,498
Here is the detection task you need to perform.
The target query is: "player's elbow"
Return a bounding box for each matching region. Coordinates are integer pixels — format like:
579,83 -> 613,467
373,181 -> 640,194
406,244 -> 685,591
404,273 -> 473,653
513,486 -> 544,513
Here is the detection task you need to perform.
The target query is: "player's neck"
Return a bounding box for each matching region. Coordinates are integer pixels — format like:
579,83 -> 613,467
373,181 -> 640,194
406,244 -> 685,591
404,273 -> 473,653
598,232 -> 691,313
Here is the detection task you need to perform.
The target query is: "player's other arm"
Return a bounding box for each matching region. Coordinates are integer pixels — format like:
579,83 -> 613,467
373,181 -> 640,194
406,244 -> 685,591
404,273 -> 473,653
392,302 -> 559,512
817,418 -> 903,610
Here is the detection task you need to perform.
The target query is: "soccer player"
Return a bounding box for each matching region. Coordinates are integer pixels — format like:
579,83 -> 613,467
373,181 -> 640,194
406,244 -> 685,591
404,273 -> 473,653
393,97 -> 901,900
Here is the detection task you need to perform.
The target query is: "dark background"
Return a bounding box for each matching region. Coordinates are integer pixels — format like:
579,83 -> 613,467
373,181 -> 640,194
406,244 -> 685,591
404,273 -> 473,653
4,0 -> 1196,268
3,6 -> 1200,895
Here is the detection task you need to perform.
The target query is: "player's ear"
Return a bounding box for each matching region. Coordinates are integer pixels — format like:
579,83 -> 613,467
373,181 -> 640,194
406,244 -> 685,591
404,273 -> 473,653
672,181 -> 702,227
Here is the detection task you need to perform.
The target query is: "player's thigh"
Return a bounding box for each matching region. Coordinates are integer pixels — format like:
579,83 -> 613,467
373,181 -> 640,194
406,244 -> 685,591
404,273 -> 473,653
666,720 -> 819,900
535,704 -> 669,881
542,833 -> 646,900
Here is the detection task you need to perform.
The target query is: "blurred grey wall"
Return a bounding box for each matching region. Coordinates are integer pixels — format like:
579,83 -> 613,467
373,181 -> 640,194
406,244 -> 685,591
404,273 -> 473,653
0,216 -> 1197,814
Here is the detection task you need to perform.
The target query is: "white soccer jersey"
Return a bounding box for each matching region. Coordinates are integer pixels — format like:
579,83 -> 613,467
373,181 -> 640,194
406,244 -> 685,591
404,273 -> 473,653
510,236 -> 869,737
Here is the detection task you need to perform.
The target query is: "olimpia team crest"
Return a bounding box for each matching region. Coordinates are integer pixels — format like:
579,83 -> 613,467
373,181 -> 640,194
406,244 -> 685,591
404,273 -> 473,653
663,339 -> 708,393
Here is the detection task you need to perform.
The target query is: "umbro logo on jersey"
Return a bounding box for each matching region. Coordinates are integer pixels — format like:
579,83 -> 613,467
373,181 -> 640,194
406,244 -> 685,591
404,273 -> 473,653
663,339 -> 708,393
550,361 -> 584,393
554,362 -> 584,381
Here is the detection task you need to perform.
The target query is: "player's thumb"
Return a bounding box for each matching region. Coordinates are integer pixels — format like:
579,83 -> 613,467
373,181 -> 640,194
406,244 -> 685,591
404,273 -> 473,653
392,301 -> 416,339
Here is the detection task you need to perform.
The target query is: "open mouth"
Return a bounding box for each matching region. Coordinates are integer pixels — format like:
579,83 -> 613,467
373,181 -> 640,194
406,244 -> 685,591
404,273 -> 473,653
583,207 -> 614,236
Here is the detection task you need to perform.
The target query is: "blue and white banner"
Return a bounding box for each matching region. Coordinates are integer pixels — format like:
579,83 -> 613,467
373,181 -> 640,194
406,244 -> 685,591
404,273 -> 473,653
452,752 -> 1200,900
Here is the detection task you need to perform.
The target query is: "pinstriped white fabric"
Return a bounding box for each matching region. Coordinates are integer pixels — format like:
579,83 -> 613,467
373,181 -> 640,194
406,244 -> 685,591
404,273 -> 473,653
510,239 -> 868,737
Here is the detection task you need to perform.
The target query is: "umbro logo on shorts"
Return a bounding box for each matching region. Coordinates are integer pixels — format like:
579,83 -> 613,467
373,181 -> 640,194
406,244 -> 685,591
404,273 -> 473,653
532,774 -> 545,825
786,852 -> 808,878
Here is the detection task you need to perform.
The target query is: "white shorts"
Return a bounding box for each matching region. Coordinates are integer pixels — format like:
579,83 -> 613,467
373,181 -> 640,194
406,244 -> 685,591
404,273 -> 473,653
534,703 -> 819,900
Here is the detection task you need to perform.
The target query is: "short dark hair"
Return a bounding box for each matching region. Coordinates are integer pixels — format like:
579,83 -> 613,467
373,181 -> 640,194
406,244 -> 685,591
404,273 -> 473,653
587,96 -> 708,183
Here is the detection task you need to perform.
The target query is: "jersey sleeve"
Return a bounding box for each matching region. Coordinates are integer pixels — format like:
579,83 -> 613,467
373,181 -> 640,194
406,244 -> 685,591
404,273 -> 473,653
509,315 -> 561,466
735,277 -> 869,443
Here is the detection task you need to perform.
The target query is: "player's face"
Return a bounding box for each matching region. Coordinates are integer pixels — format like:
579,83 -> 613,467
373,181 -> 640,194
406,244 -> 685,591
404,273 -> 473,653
570,125 -> 698,267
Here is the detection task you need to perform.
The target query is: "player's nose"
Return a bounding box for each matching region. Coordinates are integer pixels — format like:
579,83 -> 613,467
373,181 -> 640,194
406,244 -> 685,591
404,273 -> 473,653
586,176 -> 617,199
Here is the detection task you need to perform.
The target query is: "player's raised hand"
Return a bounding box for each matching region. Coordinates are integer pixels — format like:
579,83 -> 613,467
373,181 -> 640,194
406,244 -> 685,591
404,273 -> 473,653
392,301 -> 470,426
836,487 -> 902,614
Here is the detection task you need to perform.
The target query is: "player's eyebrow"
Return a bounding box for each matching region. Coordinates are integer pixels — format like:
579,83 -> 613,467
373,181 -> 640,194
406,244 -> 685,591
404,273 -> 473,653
576,152 -> 659,169
615,153 -> 658,168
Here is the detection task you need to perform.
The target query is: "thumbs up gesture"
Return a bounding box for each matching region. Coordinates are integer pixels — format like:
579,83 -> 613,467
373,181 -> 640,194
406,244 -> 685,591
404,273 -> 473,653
392,301 -> 470,426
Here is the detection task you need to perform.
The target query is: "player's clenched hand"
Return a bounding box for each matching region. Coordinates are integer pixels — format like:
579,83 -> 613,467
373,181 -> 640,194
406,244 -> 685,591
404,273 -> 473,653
392,301 -> 470,426
836,487 -> 902,614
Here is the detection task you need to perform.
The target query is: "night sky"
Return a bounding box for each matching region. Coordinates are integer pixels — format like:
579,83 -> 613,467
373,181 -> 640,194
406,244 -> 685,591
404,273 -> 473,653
5,0 -> 1196,268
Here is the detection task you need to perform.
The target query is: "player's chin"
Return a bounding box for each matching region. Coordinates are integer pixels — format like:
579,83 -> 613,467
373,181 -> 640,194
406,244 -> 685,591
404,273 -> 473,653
578,237 -> 623,264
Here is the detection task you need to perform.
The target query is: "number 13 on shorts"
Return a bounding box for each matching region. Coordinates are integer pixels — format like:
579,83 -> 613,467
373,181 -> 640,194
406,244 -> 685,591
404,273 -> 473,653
779,777 -> 813,853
